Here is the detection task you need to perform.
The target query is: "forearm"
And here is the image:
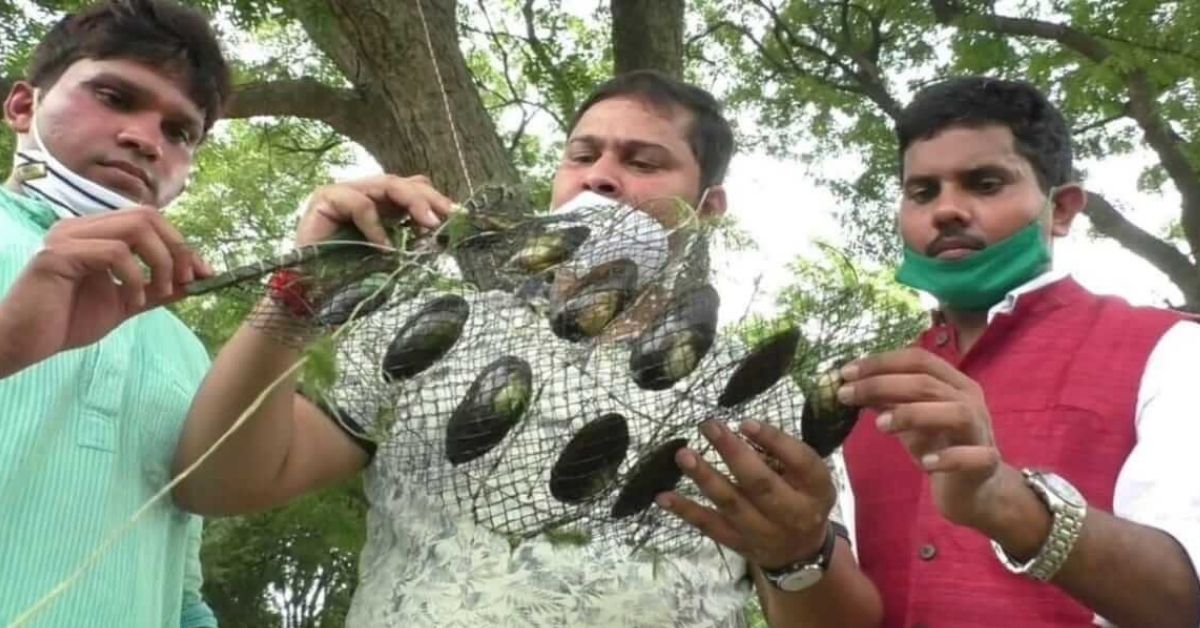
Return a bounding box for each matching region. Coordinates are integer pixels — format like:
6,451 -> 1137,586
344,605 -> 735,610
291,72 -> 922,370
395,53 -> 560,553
982,466 -> 1200,628
755,541 -> 883,628
172,299 -> 307,514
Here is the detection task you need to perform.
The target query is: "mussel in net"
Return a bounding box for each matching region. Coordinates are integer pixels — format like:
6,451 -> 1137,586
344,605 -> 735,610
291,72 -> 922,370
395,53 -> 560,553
550,259 -> 638,341
314,272 -> 392,326
507,226 -> 591,273
445,356 -> 533,465
549,413 -> 630,504
629,284 -> 719,391
381,294 -> 470,382
716,327 -> 802,408
611,438 -> 689,519
801,368 -> 860,458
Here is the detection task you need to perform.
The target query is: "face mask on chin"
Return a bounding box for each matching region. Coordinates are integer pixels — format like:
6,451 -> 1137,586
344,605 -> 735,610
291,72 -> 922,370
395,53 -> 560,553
895,188 -> 1057,312
10,88 -> 139,220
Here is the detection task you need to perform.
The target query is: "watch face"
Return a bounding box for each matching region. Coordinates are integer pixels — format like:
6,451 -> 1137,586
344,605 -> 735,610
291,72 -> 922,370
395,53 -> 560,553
777,567 -> 823,592
1040,472 -> 1085,507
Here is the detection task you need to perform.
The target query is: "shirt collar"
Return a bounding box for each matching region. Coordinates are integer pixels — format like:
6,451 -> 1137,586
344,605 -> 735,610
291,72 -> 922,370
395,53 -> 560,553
985,268 -> 1070,323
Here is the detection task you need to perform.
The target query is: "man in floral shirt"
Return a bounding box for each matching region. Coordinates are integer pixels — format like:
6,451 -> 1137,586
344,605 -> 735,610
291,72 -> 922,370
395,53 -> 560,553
175,71 -> 862,627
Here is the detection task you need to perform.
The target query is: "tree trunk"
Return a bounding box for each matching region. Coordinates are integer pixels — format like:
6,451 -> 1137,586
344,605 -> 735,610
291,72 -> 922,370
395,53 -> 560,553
611,0 -> 685,77
287,0 -> 520,200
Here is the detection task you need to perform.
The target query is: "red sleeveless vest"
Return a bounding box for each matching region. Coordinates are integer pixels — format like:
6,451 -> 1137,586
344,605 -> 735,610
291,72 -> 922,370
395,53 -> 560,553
843,278 -> 1183,627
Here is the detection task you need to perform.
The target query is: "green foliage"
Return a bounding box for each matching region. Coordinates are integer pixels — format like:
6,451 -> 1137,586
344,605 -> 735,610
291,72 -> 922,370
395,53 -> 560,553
460,0 -> 612,206
200,479 -> 367,628
738,242 -> 927,385
168,118 -> 349,352
701,0 -> 1200,271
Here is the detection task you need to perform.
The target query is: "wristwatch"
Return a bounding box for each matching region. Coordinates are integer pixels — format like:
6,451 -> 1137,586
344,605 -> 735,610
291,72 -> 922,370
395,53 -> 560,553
991,469 -> 1087,581
760,523 -> 838,592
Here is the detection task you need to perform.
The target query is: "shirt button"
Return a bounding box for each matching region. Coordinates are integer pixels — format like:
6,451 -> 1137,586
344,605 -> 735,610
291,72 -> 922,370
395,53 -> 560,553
934,330 -> 949,346
918,543 -> 937,560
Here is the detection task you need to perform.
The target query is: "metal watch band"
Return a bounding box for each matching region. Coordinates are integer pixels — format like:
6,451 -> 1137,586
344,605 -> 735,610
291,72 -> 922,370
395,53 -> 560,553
761,522 -> 840,591
991,469 -> 1087,582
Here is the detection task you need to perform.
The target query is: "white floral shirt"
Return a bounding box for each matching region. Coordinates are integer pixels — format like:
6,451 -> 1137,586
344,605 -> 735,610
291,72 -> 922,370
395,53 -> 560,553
330,287 -> 849,628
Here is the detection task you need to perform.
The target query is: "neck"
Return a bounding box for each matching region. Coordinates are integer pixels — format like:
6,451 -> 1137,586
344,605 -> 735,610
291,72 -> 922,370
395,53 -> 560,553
942,307 -> 989,353
4,176 -> 20,195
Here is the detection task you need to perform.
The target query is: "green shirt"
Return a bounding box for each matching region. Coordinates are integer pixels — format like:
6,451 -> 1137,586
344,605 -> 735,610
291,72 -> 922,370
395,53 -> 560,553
0,187 -> 217,627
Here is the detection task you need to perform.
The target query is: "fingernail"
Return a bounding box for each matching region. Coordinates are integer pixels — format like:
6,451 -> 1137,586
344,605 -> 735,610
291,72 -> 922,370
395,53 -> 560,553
837,385 -> 855,404
675,448 -> 697,470
875,411 -> 893,432
655,494 -> 673,509
739,420 -> 762,436
700,420 -> 723,441
921,453 -> 939,470
840,363 -> 860,380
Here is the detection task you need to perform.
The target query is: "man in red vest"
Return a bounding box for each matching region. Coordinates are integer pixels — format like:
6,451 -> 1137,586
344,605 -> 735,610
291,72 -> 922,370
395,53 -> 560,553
663,76 -> 1200,627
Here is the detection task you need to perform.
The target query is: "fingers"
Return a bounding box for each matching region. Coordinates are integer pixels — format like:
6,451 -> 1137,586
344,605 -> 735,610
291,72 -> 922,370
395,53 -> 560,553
42,239 -> 148,310
738,420 -> 831,495
298,175 -> 454,247
659,420 -> 836,567
875,401 -> 988,444
694,420 -> 830,533
312,185 -> 389,246
46,207 -> 206,301
842,347 -> 975,390
838,372 -> 959,408
671,442 -> 778,539
372,175 -> 453,229
656,492 -> 748,554
920,444 -> 1000,478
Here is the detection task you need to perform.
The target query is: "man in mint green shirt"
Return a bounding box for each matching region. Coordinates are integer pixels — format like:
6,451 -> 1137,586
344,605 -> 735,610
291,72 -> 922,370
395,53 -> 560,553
0,1 -> 230,625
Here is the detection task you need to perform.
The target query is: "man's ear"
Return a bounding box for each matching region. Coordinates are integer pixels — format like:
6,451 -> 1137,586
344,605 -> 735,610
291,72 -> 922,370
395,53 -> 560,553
1049,183 -> 1086,237
698,184 -> 727,219
4,81 -> 35,134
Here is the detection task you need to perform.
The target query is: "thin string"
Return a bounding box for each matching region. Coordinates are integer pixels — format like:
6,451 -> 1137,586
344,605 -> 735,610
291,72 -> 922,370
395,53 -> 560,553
416,0 -> 475,198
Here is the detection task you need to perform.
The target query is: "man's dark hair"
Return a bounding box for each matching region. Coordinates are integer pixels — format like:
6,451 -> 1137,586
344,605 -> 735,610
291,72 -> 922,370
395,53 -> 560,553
569,70 -> 735,189
26,0 -> 232,134
896,76 -> 1072,192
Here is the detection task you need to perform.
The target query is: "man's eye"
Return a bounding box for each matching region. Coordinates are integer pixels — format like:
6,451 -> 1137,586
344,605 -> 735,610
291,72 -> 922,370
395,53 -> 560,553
568,152 -> 595,164
906,185 -> 937,203
628,160 -> 659,171
166,125 -> 195,146
94,87 -> 129,109
973,178 -> 1004,194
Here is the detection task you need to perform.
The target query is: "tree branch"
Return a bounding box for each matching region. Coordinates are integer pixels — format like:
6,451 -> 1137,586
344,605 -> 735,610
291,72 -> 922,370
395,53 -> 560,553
930,0 -> 1200,277
1083,191 -> 1199,307
226,79 -> 363,135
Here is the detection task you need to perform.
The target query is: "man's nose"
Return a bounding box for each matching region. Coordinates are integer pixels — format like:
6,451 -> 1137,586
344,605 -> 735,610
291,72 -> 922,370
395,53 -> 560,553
930,186 -> 973,228
115,114 -> 164,161
581,154 -> 623,199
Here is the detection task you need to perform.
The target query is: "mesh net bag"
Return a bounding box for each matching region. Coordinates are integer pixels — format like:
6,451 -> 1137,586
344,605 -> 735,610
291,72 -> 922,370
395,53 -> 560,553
188,184 -> 918,554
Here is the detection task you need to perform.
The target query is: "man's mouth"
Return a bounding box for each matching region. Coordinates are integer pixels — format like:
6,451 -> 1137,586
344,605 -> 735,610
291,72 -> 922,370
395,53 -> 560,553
926,236 -> 986,260
98,160 -> 153,197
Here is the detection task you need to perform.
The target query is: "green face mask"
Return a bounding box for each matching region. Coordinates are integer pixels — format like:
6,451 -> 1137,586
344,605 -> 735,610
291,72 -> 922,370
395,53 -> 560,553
895,192 -> 1055,311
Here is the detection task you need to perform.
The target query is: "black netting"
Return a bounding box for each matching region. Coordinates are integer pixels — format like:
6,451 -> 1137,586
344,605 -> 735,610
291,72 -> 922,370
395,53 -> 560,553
189,184 -> 916,555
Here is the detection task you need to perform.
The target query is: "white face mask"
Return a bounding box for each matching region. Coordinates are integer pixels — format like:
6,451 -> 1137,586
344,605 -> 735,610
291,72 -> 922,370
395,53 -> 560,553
10,89 -> 138,219
553,191 -> 672,289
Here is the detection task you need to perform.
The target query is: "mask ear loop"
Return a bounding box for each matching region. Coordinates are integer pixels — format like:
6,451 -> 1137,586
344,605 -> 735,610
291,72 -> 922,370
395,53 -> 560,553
696,185 -> 712,215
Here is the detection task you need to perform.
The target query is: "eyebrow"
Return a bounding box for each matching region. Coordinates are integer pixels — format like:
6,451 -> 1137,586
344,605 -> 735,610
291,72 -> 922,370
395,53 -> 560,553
87,72 -> 205,138
903,163 -> 1019,187
567,135 -> 674,156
